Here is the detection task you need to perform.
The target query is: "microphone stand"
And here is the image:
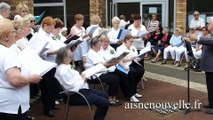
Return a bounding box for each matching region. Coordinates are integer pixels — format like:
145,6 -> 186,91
184,67 -> 190,114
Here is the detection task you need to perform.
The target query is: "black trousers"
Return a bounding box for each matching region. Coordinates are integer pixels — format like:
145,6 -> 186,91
0,106 -> 28,120
88,72 -> 120,96
114,69 -> 135,98
74,60 -> 83,73
129,61 -> 145,93
68,89 -> 109,120
39,68 -> 61,112
30,83 -> 39,97
110,44 -> 119,50
206,72 -> 213,107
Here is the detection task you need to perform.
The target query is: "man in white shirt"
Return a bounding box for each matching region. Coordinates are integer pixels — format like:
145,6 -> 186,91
190,11 -> 205,35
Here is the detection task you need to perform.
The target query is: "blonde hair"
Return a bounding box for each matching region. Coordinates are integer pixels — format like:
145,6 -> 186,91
24,13 -> 34,20
175,28 -> 182,34
0,18 -> 13,40
16,2 -> 29,14
13,18 -> 30,30
90,15 -> 101,24
111,16 -> 120,24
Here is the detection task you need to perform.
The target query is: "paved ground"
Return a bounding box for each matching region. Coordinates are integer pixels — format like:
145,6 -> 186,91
144,60 -> 205,85
28,61 -> 212,120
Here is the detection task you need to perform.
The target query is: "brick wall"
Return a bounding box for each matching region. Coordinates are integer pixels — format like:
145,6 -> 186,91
176,0 -> 187,34
89,0 -> 106,27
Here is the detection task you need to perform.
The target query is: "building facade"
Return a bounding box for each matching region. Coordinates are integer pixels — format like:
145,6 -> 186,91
1,0 -> 213,33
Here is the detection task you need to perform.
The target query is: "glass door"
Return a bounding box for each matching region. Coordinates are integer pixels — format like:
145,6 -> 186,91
141,1 -> 168,27
142,4 -> 162,25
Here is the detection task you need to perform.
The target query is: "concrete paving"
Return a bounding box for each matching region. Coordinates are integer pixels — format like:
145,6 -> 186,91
29,61 -> 211,120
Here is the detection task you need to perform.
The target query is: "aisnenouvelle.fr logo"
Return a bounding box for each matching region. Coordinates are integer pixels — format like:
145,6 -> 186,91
125,99 -> 202,110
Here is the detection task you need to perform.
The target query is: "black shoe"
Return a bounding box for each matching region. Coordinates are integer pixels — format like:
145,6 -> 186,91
28,116 -> 36,120
203,104 -> 212,108
115,100 -> 122,105
161,60 -> 167,65
205,109 -> 213,114
45,110 -> 55,117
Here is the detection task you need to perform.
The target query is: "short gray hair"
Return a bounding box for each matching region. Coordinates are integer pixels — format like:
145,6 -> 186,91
56,47 -> 70,65
90,36 -> 100,47
0,2 -> 11,13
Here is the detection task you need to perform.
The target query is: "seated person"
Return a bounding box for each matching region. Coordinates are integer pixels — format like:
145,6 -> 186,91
193,26 -> 210,59
162,28 -> 182,64
116,34 -> 145,102
150,25 -> 163,47
151,27 -> 171,63
176,26 -> 198,67
149,25 -> 163,60
99,34 -> 140,103
84,37 -> 121,106
55,47 -> 109,120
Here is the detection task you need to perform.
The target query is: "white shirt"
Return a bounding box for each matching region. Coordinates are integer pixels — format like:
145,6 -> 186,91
72,26 -> 89,61
0,15 -> 3,19
0,44 -> 30,114
190,18 -> 205,35
128,24 -> 147,50
119,19 -> 128,29
55,64 -> 89,92
16,37 -> 29,50
147,20 -> 159,32
116,44 -> 138,69
99,46 -> 116,72
59,32 -> 67,42
86,24 -> 101,38
38,28 -> 65,62
85,49 -> 107,77
107,28 -> 121,44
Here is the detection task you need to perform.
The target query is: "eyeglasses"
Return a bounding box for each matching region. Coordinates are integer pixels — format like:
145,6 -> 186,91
193,14 -> 199,16
30,19 -> 35,23
22,10 -> 28,13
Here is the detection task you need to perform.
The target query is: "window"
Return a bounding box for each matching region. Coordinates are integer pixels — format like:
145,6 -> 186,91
34,0 -> 90,29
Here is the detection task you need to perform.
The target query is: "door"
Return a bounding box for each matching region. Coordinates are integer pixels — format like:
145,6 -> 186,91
141,1 -> 168,27
142,4 -> 162,25
112,0 -> 168,27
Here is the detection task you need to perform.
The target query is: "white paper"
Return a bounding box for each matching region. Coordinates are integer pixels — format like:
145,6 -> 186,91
28,33 -> 49,55
19,47 -> 56,76
66,40 -> 83,48
87,25 -> 99,36
118,29 -> 131,40
82,63 -> 107,78
149,7 -> 157,13
136,30 -> 149,38
137,45 -> 151,58
107,52 -> 129,64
